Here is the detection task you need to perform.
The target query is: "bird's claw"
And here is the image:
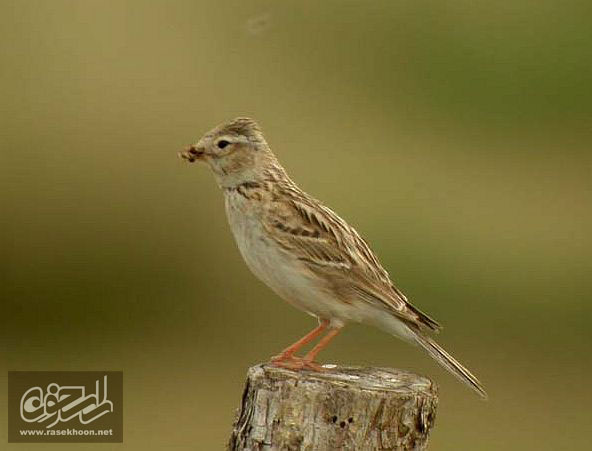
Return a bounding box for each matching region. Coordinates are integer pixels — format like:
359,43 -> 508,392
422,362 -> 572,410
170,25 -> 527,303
270,355 -> 325,372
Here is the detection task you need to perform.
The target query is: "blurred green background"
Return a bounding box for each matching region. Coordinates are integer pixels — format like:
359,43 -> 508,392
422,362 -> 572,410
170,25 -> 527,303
1,1 -> 591,450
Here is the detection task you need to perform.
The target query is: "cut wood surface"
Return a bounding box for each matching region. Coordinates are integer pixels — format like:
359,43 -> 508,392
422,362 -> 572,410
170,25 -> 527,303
228,364 -> 438,450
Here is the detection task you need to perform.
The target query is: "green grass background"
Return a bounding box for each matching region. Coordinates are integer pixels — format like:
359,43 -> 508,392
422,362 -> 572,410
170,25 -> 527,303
1,1 -> 591,449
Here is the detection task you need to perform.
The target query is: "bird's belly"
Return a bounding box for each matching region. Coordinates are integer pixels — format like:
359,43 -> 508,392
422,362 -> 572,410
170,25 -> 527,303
225,199 -> 357,322
233,220 -> 323,311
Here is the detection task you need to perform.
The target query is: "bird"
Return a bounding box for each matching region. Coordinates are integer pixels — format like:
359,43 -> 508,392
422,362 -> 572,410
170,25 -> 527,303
179,117 -> 487,398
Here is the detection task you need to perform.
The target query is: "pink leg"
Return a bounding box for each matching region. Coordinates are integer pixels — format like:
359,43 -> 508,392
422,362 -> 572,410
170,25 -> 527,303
271,320 -> 329,363
303,327 -> 342,364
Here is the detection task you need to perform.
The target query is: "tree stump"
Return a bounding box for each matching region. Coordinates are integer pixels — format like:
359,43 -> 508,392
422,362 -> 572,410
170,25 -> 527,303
228,364 -> 438,450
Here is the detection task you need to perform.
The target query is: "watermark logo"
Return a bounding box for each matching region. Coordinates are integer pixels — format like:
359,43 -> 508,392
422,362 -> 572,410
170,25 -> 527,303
8,371 -> 123,443
20,375 -> 113,428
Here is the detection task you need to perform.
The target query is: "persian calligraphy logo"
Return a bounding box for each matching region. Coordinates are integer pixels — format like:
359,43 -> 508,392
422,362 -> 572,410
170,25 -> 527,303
8,371 -> 123,443
20,375 -> 113,428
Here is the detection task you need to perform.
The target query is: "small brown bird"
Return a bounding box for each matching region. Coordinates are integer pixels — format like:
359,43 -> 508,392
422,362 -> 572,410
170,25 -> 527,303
180,117 -> 487,398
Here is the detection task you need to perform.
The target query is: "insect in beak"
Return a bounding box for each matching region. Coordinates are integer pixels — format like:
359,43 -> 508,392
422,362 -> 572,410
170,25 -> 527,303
179,145 -> 204,163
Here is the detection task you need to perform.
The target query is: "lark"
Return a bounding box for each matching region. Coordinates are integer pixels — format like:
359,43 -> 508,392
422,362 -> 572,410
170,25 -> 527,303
179,117 -> 487,398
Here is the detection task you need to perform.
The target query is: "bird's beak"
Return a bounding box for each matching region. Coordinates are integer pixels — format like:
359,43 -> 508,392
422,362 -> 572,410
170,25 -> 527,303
178,144 -> 205,163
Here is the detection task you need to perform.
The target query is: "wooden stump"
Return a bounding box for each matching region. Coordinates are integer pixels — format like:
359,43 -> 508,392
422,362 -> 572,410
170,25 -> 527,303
228,364 -> 438,450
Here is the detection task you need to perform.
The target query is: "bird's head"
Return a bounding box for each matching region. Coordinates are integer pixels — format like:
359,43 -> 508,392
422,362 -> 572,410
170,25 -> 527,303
180,117 -> 273,188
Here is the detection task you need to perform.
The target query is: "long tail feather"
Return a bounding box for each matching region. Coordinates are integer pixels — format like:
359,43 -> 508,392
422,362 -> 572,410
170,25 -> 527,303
409,327 -> 487,399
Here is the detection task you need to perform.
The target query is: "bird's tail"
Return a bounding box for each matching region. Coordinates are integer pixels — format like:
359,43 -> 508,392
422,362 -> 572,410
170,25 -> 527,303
408,326 -> 487,399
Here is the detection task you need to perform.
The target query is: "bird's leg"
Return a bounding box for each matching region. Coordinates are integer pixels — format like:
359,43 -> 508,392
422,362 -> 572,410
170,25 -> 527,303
302,326 -> 342,368
272,325 -> 343,372
270,320 -> 328,366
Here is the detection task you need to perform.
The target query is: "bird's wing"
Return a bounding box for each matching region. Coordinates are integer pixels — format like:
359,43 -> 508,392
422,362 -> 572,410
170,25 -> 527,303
262,190 -> 441,332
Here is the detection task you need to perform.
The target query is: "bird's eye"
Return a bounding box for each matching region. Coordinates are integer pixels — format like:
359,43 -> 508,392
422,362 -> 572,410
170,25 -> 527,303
217,140 -> 230,149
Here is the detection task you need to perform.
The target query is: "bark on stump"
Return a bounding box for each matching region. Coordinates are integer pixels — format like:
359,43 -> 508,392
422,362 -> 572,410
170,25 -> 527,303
228,364 -> 438,450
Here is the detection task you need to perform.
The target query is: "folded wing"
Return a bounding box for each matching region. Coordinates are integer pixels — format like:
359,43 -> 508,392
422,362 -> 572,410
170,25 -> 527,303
262,188 -> 441,332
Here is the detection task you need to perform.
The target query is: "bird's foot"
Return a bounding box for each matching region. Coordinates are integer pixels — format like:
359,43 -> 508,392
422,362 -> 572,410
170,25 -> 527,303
270,354 -> 324,372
